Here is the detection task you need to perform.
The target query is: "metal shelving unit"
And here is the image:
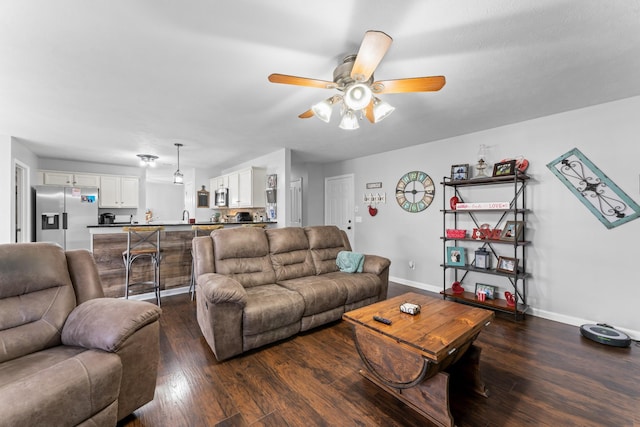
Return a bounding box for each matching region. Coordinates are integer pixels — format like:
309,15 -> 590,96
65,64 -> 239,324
440,173 -> 530,320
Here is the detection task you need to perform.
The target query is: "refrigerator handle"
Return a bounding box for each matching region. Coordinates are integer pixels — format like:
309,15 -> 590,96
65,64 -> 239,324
63,212 -> 68,230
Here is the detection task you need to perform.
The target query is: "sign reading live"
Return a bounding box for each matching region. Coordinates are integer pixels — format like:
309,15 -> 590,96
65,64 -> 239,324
455,202 -> 510,210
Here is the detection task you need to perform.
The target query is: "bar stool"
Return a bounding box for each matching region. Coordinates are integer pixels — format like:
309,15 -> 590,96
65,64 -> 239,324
122,226 -> 164,306
189,224 -> 224,300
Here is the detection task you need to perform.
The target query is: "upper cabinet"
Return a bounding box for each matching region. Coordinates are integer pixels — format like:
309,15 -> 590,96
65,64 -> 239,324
99,176 -> 139,208
41,171 -> 101,188
214,167 -> 266,208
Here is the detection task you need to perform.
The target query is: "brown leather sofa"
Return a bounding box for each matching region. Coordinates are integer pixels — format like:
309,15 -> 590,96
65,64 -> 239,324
192,225 -> 391,361
0,243 -> 162,426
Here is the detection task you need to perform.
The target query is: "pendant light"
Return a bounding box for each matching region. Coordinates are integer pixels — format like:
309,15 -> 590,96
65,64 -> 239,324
173,143 -> 184,184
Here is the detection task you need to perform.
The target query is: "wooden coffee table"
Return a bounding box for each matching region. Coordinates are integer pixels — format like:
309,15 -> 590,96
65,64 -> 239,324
342,292 -> 494,427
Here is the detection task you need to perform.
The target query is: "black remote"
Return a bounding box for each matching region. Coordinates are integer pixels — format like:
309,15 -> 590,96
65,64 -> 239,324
373,315 -> 392,325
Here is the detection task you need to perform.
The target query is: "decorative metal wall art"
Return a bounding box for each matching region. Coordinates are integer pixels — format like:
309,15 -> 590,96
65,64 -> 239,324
547,148 -> 640,229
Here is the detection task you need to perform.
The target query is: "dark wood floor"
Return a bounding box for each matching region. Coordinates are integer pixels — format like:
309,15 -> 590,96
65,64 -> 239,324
119,283 -> 639,427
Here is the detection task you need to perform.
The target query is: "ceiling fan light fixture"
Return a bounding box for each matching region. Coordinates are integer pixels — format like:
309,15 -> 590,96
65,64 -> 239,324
373,97 -> 395,122
339,109 -> 359,130
136,154 -> 158,167
173,143 -> 184,185
311,99 -> 333,123
343,83 -> 372,111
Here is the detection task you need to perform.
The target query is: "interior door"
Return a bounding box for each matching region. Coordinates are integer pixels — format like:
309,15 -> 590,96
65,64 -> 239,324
324,174 -> 354,245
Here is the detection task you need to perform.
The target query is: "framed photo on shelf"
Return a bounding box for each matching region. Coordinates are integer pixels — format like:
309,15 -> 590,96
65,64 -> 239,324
450,164 -> 470,180
492,160 -> 516,177
475,283 -> 497,300
500,220 -> 524,241
446,246 -> 466,266
496,256 -> 518,274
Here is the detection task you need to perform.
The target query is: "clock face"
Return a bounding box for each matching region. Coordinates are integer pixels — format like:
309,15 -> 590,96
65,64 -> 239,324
395,171 -> 435,212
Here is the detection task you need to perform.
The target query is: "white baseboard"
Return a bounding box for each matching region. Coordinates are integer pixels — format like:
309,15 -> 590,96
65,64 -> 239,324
122,285 -> 190,302
389,276 -> 639,341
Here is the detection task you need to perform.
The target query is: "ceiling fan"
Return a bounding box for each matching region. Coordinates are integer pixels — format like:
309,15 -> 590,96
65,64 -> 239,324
268,30 -> 445,130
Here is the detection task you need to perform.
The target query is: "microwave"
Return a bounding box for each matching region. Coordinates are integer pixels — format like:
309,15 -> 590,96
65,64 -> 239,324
215,188 -> 228,207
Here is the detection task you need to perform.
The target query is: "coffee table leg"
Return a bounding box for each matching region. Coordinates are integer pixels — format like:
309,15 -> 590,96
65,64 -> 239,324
450,344 -> 489,398
359,368 -> 454,427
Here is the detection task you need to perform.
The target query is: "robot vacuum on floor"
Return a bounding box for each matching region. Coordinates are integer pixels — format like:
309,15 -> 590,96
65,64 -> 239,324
580,323 -> 631,348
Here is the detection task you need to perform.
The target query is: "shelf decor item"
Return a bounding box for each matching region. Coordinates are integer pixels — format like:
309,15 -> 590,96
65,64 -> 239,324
446,229 -> 466,239
496,256 -> 518,274
492,160 -> 516,177
475,283 -> 497,299
446,246 -> 466,266
451,164 -> 470,180
547,147 -> 640,229
474,248 -> 491,269
499,220 -> 524,241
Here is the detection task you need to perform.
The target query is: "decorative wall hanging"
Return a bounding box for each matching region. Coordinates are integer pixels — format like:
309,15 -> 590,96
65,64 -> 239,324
547,148 -> 640,229
395,171 -> 435,212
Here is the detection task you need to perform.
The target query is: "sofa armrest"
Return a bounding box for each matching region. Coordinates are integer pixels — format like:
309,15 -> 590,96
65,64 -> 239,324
197,273 -> 247,306
61,298 -> 161,352
362,255 -> 391,275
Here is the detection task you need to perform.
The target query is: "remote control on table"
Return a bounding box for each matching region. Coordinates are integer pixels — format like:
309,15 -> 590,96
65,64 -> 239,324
373,315 -> 392,325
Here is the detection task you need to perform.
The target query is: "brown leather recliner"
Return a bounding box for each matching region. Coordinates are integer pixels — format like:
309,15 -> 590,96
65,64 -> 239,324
0,243 -> 162,426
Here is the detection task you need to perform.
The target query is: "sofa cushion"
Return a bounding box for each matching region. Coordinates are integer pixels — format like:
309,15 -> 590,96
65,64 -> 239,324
266,227 -> 316,280
304,226 -> 350,275
212,227 -> 276,288
277,276 -> 347,316
243,285 -> 304,336
0,243 -> 76,363
0,346 -> 121,426
321,271 -> 382,304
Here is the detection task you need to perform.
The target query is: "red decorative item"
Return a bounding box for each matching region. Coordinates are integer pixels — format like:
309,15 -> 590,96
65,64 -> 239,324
451,281 -> 464,294
504,291 -> 516,307
368,205 -> 378,216
449,196 -> 459,210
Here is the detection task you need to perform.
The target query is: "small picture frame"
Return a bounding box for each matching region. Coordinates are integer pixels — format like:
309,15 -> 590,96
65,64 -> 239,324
492,160 -> 516,177
446,246 -> 466,266
475,283 -> 497,300
496,256 -> 518,274
451,164 -> 470,180
500,220 -> 524,241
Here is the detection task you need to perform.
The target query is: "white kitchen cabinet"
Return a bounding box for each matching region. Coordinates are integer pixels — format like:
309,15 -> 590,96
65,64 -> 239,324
99,175 -> 139,208
210,175 -> 229,190
227,167 -> 266,208
42,171 -> 101,187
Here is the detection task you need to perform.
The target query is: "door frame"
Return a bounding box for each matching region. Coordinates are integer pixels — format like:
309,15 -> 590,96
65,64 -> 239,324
14,159 -> 30,243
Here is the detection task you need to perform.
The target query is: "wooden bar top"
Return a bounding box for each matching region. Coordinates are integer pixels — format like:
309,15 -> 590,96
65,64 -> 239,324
343,292 -> 494,362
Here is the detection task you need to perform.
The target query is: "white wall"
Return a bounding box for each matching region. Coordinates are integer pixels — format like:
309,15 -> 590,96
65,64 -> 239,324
323,96 -> 640,338
146,181 -> 185,222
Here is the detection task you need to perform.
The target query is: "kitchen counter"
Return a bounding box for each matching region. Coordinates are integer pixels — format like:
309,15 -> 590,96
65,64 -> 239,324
89,221 -> 277,298
88,221 -> 276,228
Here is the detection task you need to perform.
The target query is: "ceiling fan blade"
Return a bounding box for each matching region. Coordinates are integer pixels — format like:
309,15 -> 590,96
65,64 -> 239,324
268,73 -> 337,89
364,100 -> 375,123
350,31 -> 393,83
371,76 -> 446,94
299,109 -> 314,119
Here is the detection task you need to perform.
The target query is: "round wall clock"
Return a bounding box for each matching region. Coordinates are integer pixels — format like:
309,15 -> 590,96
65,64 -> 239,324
395,171 -> 435,212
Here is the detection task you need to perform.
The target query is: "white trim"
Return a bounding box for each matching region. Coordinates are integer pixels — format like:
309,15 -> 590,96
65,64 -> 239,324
122,285 -> 190,302
13,159 -> 30,243
389,276 -> 640,341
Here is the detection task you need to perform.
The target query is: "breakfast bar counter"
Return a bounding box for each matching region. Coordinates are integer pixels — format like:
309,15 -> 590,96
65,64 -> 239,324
89,222 -> 275,298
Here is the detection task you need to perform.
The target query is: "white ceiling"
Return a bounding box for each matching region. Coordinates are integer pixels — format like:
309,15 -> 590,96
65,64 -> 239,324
1,1 -> 639,173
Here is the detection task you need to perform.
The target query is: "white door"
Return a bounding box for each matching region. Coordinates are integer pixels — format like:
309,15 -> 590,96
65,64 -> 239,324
289,178 -> 302,227
325,174 -> 354,245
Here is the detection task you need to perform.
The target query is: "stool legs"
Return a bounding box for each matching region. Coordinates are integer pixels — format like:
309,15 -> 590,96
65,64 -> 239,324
122,252 -> 162,306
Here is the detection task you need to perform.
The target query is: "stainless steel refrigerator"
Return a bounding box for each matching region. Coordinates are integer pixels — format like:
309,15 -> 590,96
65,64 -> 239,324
34,186 -> 99,250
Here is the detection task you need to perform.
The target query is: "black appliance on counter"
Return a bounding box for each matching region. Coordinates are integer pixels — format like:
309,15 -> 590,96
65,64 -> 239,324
99,213 -> 115,224
235,212 -> 252,222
